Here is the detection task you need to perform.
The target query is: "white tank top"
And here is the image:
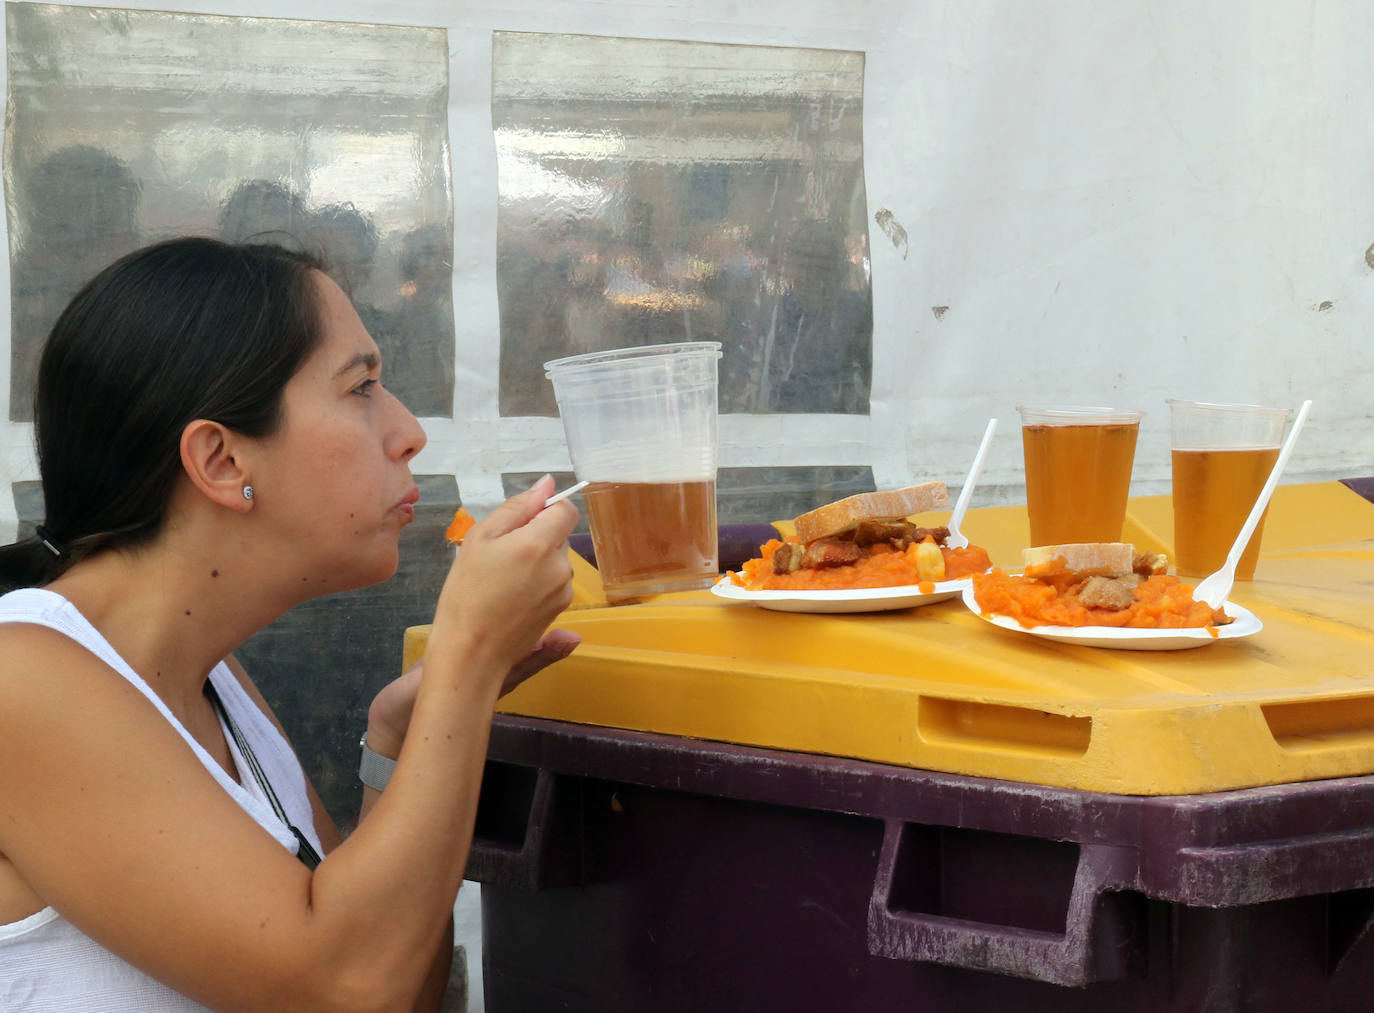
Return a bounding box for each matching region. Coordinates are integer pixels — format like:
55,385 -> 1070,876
0,587 -> 326,1011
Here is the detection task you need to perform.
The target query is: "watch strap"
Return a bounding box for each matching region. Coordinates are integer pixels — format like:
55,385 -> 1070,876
359,732 -> 398,791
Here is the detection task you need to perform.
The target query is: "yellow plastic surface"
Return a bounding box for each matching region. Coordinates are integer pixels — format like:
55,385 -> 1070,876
565,545 -> 610,610
406,482 -> 1374,795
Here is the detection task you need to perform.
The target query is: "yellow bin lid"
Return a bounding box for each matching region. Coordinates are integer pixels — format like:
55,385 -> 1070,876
407,482 -> 1374,796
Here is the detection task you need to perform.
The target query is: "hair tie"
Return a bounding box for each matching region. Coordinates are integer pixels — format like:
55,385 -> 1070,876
34,525 -> 66,559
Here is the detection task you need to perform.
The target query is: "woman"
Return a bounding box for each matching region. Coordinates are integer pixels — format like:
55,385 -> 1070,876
0,237 -> 579,1010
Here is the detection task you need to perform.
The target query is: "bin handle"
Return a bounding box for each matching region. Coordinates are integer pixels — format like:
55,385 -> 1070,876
866,819 -> 1140,987
464,766 -> 560,890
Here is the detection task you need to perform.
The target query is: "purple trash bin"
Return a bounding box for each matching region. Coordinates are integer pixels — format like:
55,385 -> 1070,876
466,715 -> 1374,1012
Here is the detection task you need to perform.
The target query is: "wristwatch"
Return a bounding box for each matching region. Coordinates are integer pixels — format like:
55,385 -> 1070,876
358,732 -> 397,791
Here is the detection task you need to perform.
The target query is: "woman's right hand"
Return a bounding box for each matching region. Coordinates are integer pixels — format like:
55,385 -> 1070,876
429,475 -> 577,683
366,626 -> 580,762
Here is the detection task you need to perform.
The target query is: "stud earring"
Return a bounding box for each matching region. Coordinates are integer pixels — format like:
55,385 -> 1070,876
242,485 -> 254,501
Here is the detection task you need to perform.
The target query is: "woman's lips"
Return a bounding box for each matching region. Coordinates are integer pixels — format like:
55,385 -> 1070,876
395,486 -> 420,521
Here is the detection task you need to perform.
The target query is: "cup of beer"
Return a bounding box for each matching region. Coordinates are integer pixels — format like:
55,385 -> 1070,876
544,342 -> 723,603
1167,399 -> 1290,579
1017,405 -> 1143,546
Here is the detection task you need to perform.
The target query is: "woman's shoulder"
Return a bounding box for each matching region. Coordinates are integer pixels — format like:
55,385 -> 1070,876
0,587 -> 164,749
0,588 -> 118,683
0,589 -> 86,659
0,608 -> 130,715
0,618 -> 164,856
0,585 -> 67,621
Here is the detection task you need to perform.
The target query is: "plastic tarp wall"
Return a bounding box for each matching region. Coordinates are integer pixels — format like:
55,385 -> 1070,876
5,0 -> 1373,527
3,0 -> 1374,819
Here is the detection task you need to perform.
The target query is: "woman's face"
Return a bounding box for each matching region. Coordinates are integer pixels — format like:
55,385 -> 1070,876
249,271 -> 427,592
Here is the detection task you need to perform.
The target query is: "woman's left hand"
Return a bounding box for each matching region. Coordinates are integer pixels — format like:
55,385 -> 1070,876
364,628 -> 581,759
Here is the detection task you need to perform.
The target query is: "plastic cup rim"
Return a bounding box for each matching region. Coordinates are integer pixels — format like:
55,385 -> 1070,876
1165,398 -> 1292,419
1015,404 -> 1144,424
544,341 -> 723,376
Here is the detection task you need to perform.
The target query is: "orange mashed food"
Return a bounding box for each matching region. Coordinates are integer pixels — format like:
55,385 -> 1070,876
971,568 -> 1224,629
733,538 -> 992,592
445,507 -> 476,544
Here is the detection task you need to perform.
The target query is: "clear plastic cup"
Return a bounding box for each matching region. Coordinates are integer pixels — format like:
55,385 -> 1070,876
545,342 -> 722,603
1016,405 -> 1143,547
1168,399 -> 1291,579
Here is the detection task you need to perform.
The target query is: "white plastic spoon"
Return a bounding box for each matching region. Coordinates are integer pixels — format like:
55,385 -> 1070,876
1193,399 -> 1312,609
945,417 -> 998,549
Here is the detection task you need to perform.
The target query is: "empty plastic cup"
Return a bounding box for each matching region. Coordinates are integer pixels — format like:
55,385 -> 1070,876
545,342 -> 722,602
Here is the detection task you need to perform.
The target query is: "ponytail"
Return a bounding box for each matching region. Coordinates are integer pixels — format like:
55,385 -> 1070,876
0,536 -> 64,593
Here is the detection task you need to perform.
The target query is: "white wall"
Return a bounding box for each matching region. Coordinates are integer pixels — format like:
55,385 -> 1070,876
4,0 -> 1372,541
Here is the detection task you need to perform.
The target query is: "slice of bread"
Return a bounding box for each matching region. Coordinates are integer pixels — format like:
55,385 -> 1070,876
1022,542 -> 1135,578
794,481 -> 950,544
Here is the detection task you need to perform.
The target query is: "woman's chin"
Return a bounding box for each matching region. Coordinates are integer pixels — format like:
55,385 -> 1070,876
360,553 -> 402,588
327,549 -> 402,594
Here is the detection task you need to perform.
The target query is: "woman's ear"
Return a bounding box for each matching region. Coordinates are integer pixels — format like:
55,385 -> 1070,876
180,419 -> 253,512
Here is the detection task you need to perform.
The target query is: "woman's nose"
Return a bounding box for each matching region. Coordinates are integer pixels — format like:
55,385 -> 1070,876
385,388 -> 428,461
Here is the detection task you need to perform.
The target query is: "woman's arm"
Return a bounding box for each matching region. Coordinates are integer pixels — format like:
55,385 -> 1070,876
350,627 -> 579,1010
226,655 -> 455,1012
295,481 -> 579,1009
0,479 -> 576,1012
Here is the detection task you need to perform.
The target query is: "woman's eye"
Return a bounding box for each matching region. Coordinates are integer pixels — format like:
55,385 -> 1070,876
352,378 -> 379,397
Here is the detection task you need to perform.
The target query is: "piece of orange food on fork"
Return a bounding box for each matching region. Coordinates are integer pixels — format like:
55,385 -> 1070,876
443,505 -> 608,610
445,507 -> 476,545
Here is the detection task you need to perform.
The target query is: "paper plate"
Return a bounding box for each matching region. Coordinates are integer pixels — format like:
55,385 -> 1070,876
710,575 -> 968,614
959,584 -> 1263,650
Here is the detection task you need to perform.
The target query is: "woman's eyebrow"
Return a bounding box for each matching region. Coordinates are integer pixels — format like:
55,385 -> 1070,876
334,351 -> 380,378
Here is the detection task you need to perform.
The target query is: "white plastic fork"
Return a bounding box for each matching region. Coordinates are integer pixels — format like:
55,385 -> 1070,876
945,418 -> 998,549
1193,399 -> 1312,609
544,479 -> 589,508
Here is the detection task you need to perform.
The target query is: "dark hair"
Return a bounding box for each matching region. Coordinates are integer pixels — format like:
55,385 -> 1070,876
0,236 -> 324,591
